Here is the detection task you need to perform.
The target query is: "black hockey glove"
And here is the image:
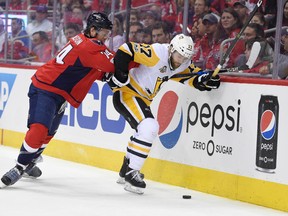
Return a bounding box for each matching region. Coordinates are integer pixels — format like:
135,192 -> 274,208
205,75 -> 220,90
103,73 -> 130,90
193,71 -> 220,91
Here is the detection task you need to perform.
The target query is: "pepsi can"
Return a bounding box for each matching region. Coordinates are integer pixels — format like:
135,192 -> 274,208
256,95 -> 279,173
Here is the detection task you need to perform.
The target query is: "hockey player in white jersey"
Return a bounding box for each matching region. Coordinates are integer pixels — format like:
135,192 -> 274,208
106,33 -> 220,194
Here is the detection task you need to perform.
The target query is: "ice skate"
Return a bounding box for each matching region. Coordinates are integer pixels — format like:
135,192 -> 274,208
117,156 -> 129,184
22,156 -> 43,179
117,156 -> 144,184
23,163 -> 42,179
124,168 -> 146,195
1,165 -> 24,187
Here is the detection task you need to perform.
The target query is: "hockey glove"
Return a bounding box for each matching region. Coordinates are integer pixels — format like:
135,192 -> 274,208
105,73 -> 130,90
193,72 -> 220,91
205,75 -> 220,90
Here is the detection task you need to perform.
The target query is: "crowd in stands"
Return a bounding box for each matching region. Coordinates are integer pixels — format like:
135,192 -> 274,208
0,0 -> 286,78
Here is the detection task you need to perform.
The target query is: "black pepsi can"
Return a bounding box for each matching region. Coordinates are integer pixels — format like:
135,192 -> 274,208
256,95 -> 279,173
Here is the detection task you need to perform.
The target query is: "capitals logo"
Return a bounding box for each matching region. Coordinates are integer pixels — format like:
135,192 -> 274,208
157,91 -> 183,149
260,110 -> 276,140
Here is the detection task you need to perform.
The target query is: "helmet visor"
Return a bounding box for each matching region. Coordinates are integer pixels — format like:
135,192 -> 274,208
96,29 -> 111,41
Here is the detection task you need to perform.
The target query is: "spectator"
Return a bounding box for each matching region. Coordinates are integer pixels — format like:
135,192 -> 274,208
142,11 -> 159,28
149,2 -> 162,16
11,18 -> 30,49
130,9 -> 141,23
71,4 -> 87,29
241,38 -> 272,75
190,15 -> 207,51
135,28 -> 145,43
142,27 -> 152,44
151,21 -> 170,44
233,0 -> 250,25
281,28 -> 288,55
0,18 -> 30,60
129,22 -> 143,42
63,22 -> 81,42
59,4 -> 85,49
206,7 -> 244,69
30,31 -> 57,62
193,13 -> 219,69
263,0 -> 277,29
251,11 -> 266,29
192,0 -> 210,24
0,39 -> 29,60
265,27 -> 288,78
122,9 -> 140,35
243,23 -> 265,42
194,15 -> 206,42
277,28 -> 288,79
57,18 -> 83,49
26,5 -> 53,38
105,17 -> 125,51
235,23 -> 265,66
283,0 -> 288,27
190,19 -> 199,41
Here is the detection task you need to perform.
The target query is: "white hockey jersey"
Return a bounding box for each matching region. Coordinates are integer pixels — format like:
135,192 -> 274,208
118,42 -> 201,101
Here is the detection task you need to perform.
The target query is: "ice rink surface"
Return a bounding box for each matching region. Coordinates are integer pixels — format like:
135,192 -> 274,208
0,145 -> 287,216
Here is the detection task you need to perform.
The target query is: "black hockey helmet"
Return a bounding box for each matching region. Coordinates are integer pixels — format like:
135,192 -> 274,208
86,12 -> 113,32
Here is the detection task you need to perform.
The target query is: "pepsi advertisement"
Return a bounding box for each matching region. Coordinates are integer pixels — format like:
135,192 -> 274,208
1,68 -> 288,187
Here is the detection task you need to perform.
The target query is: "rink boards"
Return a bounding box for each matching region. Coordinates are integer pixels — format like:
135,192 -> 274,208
0,66 -> 287,212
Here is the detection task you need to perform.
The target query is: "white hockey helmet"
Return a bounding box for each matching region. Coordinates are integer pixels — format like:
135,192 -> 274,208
169,34 -> 194,59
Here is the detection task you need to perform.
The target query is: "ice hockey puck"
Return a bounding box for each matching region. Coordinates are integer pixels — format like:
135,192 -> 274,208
182,195 -> 191,199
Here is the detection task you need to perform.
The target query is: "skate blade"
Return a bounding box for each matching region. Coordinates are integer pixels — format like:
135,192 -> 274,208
22,173 -> 37,179
124,182 -> 144,195
0,181 -> 8,189
116,177 -> 125,184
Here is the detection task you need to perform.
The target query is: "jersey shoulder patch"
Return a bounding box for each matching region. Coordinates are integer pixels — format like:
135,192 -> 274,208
131,43 -> 161,67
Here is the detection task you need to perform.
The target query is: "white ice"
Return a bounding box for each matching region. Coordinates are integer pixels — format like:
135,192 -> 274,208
0,145 -> 287,216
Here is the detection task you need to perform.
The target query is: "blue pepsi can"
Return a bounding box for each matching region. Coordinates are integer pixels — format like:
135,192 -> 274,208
256,95 -> 279,173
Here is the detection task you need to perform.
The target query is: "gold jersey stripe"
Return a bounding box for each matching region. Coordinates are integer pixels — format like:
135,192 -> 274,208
128,141 -> 151,154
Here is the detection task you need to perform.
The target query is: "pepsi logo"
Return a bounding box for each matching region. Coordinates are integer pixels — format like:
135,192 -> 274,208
157,91 -> 182,149
260,110 -> 276,140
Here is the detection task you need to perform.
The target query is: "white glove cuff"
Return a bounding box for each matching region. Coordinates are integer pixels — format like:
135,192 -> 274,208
112,75 -> 130,87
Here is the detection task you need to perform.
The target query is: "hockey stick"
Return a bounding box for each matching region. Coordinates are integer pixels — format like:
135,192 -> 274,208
170,42 -> 261,79
170,40 -> 262,79
212,0 -> 263,77
169,70 -> 226,79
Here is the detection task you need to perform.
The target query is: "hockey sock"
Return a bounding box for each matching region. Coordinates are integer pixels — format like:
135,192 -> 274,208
17,123 -> 48,166
17,141 -> 38,166
31,135 -> 53,161
127,136 -> 152,170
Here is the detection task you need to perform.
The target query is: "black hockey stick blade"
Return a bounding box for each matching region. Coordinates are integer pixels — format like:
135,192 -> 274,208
212,0 -> 263,76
